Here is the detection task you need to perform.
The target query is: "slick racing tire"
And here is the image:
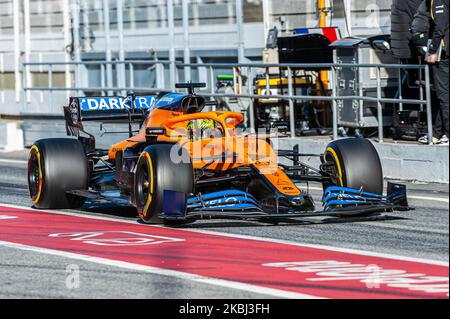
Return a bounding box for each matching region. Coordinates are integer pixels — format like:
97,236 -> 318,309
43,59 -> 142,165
28,138 -> 88,209
324,138 -> 383,195
134,143 -> 194,224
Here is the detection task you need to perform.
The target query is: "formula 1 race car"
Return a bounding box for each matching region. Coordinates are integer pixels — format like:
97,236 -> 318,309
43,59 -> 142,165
27,83 -> 410,225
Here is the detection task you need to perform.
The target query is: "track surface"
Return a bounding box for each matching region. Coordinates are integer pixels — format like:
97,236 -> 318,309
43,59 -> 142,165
0,151 -> 448,298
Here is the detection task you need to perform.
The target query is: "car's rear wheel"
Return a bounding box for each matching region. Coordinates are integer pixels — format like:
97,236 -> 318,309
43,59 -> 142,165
323,138 -> 383,194
134,143 -> 193,224
28,138 -> 88,209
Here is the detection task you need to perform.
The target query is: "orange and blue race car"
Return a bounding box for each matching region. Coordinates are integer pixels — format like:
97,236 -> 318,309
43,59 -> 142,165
27,83 -> 411,225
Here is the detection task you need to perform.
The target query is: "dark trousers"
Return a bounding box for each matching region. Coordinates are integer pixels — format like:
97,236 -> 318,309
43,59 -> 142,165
432,57 -> 449,137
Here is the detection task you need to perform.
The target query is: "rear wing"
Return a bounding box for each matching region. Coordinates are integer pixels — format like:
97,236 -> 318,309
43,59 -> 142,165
64,95 -> 155,151
65,95 -> 155,121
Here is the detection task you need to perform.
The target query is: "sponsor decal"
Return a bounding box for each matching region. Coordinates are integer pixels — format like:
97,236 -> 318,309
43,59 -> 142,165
263,260 -> 449,296
79,96 -> 155,111
49,231 -> 184,246
159,97 -> 174,103
205,197 -> 239,207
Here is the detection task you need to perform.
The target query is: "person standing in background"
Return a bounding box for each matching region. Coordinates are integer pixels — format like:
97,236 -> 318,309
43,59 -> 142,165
410,0 -> 433,49
420,0 -> 449,144
391,0 -> 424,61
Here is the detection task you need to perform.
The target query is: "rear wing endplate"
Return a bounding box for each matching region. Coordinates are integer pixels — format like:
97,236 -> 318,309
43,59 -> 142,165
64,95 -> 155,148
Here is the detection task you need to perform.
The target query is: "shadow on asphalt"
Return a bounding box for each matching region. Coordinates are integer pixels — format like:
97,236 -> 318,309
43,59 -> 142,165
169,215 -> 409,229
80,200 -> 138,218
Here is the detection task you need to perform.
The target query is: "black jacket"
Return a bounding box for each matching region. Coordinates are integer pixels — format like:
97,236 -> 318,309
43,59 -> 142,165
391,0 -> 423,59
429,0 -> 449,54
411,0 -> 432,34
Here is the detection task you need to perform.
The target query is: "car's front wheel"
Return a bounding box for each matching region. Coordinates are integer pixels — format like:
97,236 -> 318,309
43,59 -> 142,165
323,138 -> 383,195
133,143 -> 194,224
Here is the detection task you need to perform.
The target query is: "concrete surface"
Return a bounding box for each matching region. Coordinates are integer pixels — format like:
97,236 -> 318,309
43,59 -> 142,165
0,121 -> 24,152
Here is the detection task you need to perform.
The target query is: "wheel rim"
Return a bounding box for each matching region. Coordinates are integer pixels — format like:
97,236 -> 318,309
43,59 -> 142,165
28,146 -> 43,204
137,165 -> 149,206
136,152 -> 154,220
325,147 -> 344,187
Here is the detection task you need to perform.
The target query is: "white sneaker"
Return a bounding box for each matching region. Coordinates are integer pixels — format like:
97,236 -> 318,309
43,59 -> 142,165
439,135 -> 449,145
418,135 -> 440,144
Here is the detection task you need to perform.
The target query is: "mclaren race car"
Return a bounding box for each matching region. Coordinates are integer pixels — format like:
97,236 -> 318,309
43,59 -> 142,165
27,83 -> 410,224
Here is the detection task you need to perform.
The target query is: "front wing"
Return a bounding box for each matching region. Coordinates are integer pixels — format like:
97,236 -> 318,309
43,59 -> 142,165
160,182 -> 411,223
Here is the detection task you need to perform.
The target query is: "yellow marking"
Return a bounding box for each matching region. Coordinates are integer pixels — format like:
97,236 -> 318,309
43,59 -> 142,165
142,152 -> 154,218
30,145 -> 43,205
431,0 -> 435,20
326,147 -> 344,187
256,77 -> 309,87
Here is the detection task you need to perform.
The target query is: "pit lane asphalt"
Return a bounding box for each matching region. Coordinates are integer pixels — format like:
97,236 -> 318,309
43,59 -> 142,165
0,150 -> 448,298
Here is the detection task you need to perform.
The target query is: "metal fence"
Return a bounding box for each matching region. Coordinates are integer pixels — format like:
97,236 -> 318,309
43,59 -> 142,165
20,60 -> 433,144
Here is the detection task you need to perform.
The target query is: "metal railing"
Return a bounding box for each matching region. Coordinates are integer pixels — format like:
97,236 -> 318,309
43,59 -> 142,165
20,60 -> 433,144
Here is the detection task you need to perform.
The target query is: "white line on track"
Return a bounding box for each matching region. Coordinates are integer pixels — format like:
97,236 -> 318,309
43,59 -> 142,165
357,222 -> 449,235
298,185 -> 449,203
408,195 -> 449,203
0,158 -> 27,165
0,240 -> 319,299
1,203 -> 448,267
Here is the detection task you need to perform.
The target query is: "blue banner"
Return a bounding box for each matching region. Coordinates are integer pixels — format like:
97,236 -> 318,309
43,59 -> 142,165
79,96 -> 156,111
